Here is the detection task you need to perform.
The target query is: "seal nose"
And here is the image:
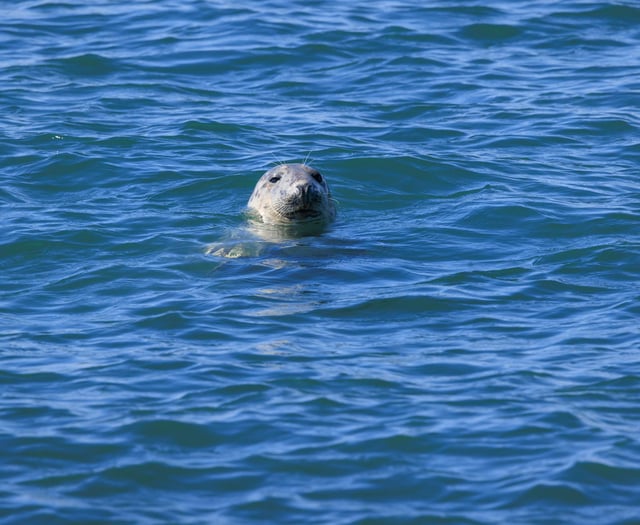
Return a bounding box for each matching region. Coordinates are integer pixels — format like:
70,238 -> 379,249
299,183 -> 315,206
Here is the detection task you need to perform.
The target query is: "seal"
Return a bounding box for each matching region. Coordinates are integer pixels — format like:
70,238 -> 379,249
247,163 -> 336,225
205,163 -> 336,258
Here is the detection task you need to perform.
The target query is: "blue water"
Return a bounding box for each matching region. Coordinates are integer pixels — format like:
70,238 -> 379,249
2,1 -> 640,523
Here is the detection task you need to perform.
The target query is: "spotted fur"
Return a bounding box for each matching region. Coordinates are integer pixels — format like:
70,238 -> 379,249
247,164 -> 336,225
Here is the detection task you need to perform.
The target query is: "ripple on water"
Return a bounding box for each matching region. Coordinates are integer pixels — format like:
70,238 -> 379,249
2,0 -> 640,524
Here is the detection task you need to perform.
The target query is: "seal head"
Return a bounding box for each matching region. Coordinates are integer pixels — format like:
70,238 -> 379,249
247,163 -> 336,225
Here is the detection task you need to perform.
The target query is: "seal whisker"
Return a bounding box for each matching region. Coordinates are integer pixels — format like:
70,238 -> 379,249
303,151 -> 313,166
269,152 -> 285,167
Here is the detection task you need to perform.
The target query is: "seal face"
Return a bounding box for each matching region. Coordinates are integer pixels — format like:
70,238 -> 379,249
247,163 -> 336,225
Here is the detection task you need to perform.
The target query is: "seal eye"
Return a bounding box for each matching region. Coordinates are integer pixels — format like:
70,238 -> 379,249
311,171 -> 323,183
269,176 -> 281,183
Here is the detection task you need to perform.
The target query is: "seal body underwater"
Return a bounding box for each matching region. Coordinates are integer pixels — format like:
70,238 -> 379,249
247,163 -> 336,225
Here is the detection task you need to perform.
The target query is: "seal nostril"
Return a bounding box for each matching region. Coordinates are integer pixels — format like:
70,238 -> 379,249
298,184 -> 314,206
300,185 -> 309,202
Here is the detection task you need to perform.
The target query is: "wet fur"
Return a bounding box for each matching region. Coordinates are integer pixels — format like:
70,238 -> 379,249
247,164 -> 336,225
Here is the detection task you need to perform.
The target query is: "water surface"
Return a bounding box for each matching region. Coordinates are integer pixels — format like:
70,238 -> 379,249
2,1 -> 639,524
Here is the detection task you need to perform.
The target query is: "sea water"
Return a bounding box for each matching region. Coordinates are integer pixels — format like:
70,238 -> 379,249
1,1 -> 639,523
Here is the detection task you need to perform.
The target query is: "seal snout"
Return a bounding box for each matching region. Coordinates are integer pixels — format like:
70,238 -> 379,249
297,182 -> 320,208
